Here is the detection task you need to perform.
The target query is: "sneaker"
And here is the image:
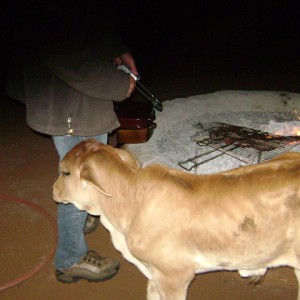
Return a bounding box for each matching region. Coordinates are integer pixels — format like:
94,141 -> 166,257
83,215 -> 100,235
56,250 -> 120,283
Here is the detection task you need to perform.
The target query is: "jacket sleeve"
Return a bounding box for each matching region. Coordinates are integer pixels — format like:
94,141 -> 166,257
39,49 -> 130,101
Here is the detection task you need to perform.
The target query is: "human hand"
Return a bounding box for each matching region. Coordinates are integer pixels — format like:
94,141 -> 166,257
127,77 -> 136,98
115,52 -> 138,97
115,52 -> 138,76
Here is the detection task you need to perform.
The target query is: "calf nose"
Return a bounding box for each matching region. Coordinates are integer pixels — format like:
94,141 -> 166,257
52,184 -> 60,202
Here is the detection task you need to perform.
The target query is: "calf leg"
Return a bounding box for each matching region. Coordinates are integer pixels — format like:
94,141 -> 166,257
294,269 -> 300,300
147,279 -> 160,300
151,270 -> 194,300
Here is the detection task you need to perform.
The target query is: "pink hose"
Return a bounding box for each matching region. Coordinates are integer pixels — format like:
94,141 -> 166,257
0,194 -> 57,292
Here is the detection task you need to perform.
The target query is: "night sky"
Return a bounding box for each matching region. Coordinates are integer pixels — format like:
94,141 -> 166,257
1,0 -> 300,93
114,1 -> 300,76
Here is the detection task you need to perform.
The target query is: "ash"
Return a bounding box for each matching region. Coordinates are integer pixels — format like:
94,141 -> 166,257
160,112 -> 300,174
125,91 -> 300,174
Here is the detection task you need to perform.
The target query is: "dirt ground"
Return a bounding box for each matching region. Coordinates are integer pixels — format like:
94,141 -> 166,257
1,47 -> 300,300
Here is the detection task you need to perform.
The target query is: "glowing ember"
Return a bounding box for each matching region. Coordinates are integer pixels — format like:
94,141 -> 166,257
274,124 -> 300,136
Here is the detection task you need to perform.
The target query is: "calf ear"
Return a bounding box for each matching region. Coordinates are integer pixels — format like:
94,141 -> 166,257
80,164 -> 112,197
114,148 -> 140,169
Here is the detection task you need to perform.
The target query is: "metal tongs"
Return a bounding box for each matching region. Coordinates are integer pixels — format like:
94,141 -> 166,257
117,64 -> 163,112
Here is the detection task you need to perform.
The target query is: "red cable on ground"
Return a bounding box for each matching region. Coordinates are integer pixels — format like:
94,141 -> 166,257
0,194 -> 57,292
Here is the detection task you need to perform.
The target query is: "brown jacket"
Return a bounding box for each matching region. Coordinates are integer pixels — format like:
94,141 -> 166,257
6,0 -> 131,136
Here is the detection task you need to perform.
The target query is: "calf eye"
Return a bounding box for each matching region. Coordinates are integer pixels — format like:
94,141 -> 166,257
60,171 -> 71,177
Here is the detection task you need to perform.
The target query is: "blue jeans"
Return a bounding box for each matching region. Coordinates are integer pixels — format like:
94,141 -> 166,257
53,134 -> 108,270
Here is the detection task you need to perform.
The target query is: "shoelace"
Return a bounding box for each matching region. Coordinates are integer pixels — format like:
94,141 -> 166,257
83,250 -> 107,266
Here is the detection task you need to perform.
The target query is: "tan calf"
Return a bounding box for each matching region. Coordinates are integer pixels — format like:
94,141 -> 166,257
53,139 -> 300,300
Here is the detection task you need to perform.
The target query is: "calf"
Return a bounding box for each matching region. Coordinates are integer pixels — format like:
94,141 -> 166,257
53,139 -> 300,300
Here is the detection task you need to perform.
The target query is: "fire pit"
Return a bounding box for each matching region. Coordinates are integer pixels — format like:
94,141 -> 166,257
125,91 -> 300,174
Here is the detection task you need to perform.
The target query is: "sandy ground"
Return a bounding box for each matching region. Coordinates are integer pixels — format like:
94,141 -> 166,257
1,45 -> 300,299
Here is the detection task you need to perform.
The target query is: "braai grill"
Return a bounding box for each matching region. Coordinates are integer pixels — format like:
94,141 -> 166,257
178,122 -> 300,172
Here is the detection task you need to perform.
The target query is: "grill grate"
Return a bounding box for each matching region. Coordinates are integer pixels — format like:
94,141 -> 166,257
178,122 -> 299,172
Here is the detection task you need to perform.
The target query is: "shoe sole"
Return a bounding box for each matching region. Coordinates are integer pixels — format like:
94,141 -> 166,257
56,265 -> 120,284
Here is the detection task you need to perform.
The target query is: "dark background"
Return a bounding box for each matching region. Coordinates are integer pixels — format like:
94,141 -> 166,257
1,0 -> 300,96
114,1 -> 300,84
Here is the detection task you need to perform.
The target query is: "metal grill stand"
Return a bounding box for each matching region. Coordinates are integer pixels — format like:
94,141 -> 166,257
178,122 -> 299,172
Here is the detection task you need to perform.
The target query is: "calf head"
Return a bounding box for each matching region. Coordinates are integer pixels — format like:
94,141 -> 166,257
53,139 -> 139,215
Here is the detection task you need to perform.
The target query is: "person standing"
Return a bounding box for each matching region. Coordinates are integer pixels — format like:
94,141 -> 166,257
6,0 -> 138,283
